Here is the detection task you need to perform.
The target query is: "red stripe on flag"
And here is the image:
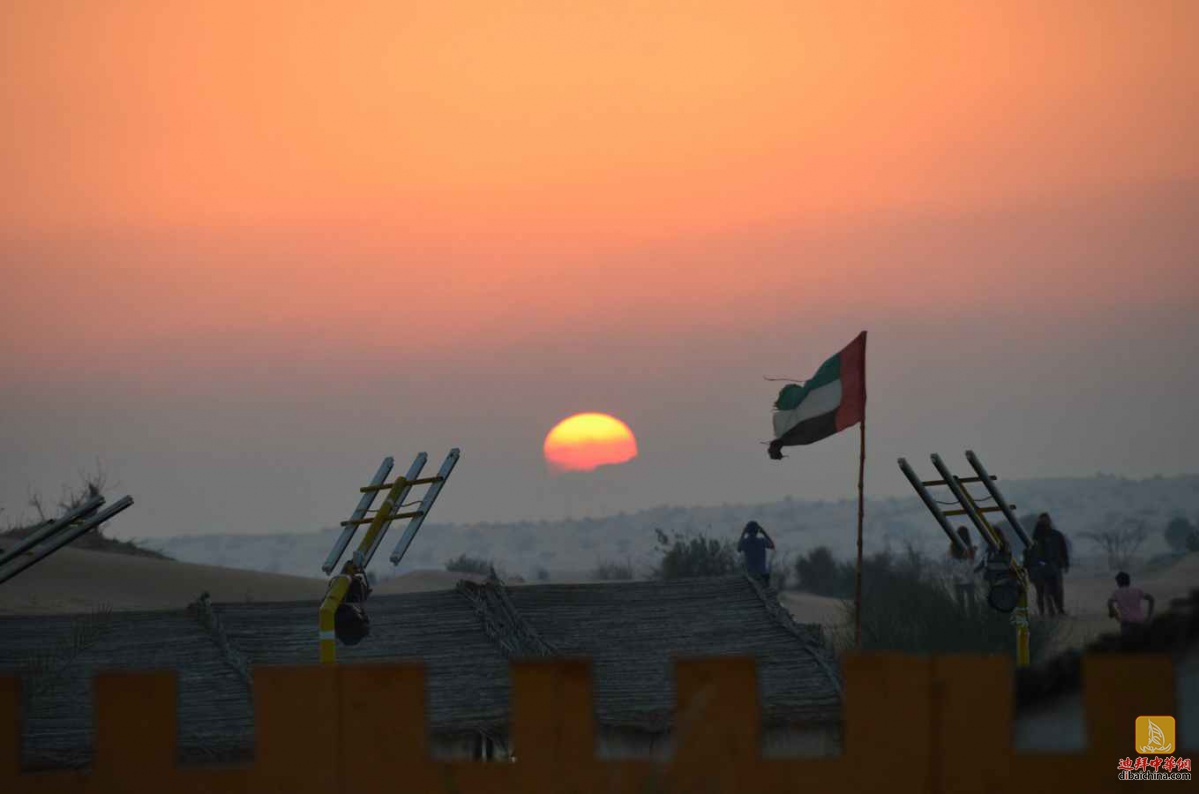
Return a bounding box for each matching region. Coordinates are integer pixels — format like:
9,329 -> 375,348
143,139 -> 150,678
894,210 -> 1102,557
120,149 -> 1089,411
834,331 -> 866,431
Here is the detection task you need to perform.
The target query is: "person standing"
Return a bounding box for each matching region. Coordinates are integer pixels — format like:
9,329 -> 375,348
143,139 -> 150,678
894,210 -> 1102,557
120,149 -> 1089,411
1023,528 -> 1053,616
1041,514 -> 1070,615
1027,514 -> 1070,616
737,520 -> 775,587
947,525 -> 978,612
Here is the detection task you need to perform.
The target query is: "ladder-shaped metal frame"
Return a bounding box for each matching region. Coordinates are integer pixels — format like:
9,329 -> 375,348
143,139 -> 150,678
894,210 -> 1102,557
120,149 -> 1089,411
320,457 -> 395,575
0,494 -> 135,585
897,450 -> 1032,666
318,448 -> 460,664
386,450 -> 459,566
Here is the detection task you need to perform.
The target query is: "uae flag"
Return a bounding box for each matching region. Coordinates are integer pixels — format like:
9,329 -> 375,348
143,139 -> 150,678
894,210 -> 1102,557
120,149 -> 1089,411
768,331 -> 866,460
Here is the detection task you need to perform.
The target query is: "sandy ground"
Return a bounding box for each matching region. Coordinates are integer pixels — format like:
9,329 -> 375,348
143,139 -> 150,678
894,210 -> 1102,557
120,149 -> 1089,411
775,554 -> 1199,655
778,591 -> 851,628
0,547 -> 481,615
1034,553 -> 1199,654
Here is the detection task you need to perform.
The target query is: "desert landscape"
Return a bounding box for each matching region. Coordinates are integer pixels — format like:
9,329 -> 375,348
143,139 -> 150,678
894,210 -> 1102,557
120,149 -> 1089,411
4,1 -> 1196,789
4,537 -> 1195,665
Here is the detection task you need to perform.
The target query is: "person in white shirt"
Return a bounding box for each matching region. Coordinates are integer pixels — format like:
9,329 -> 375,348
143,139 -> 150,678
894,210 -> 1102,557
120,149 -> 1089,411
946,525 -> 978,612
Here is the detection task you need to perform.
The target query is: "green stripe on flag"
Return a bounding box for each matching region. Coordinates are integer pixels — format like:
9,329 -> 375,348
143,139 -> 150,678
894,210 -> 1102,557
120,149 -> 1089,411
774,352 -> 842,411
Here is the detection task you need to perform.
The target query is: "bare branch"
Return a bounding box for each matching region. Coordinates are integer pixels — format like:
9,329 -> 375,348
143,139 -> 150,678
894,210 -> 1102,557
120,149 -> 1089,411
56,463 -> 109,513
27,489 -> 47,523
1080,517 -> 1149,570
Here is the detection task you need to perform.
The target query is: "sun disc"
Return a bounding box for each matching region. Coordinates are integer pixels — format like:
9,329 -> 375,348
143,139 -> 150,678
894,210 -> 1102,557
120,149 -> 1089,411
543,412 -> 638,472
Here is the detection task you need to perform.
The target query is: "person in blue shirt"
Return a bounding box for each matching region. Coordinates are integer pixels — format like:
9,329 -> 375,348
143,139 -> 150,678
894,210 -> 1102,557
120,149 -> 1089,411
737,520 -> 775,587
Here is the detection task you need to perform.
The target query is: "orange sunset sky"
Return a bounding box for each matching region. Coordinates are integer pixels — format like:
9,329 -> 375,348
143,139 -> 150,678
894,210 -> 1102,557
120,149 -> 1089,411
2,1 -> 1197,539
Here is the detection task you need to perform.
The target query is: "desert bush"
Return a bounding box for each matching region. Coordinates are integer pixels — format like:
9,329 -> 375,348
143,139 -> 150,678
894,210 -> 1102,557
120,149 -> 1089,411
793,546 -> 855,597
445,554 -> 493,576
592,559 -> 635,581
1,465 -> 168,560
25,466 -> 108,523
768,551 -> 791,590
1164,517 -> 1193,553
833,548 -> 1060,663
653,528 -> 738,579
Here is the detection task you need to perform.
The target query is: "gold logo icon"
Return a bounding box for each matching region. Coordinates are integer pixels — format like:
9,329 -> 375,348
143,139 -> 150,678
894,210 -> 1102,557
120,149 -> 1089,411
1136,716 -> 1175,754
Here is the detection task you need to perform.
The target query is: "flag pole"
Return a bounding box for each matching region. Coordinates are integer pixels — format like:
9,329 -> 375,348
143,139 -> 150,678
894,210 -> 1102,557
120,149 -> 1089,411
854,417 -> 866,651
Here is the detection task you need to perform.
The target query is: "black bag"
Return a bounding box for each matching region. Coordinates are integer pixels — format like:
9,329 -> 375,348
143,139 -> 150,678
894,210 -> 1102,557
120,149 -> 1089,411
335,602 -> 371,646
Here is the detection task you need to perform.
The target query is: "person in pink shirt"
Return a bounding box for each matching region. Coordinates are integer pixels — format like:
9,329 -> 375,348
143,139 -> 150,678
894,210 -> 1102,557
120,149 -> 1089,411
1107,571 -> 1155,638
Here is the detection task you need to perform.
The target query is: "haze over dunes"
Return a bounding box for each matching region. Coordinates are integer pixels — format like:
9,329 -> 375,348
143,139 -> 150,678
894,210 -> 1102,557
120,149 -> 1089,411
150,475 -> 1199,582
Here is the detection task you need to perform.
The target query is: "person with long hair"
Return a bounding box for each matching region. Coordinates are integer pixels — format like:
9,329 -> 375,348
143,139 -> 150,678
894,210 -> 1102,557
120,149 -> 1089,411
1024,513 -> 1070,616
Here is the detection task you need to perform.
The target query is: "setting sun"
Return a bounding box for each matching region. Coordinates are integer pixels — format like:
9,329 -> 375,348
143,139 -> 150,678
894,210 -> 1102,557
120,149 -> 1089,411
543,413 -> 638,473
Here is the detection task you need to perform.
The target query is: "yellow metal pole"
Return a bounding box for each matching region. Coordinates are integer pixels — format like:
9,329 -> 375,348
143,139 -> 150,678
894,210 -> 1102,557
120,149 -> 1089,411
355,477 -> 409,565
1014,580 -> 1030,668
318,477 -> 410,664
319,575 -> 351,665
962,490 -> 1032,667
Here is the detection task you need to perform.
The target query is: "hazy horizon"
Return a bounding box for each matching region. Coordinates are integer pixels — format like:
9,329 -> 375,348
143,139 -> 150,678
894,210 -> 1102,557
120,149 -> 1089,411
3,2 -> 1197,540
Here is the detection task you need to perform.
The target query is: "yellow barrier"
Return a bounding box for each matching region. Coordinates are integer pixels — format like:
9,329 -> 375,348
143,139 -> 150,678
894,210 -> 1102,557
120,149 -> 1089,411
0,653 -> 1180,793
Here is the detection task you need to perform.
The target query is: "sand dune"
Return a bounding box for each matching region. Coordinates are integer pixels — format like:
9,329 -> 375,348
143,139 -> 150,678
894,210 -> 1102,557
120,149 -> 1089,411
0,547 -> 327,614
0,547 -> 482,615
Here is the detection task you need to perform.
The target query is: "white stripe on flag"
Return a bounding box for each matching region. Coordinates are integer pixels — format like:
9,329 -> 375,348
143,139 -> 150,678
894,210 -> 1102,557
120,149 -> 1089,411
772,379 -> 843,437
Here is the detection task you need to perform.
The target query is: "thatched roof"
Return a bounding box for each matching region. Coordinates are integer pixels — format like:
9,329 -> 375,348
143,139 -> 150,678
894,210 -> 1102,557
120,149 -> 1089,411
0,608 -> 254,767
503,576 -> 840,731
0,574 -> 841,768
